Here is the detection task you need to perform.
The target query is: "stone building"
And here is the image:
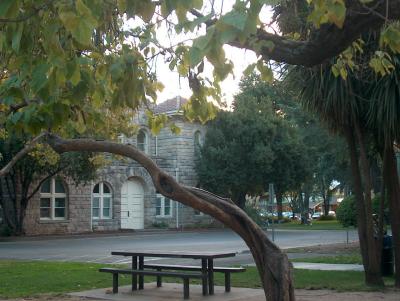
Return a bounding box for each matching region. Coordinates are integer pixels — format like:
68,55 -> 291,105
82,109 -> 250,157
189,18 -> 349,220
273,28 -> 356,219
19,97 -> 214,235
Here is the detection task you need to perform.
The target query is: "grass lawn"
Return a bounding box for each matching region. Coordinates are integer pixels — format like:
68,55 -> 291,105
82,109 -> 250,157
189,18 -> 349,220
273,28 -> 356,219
0,260 -> 395,298
273,220 -> 351,230
291,253 -> 363,265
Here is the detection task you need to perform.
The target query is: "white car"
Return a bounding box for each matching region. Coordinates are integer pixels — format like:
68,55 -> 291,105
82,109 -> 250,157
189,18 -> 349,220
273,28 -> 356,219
328,211 -> 336,217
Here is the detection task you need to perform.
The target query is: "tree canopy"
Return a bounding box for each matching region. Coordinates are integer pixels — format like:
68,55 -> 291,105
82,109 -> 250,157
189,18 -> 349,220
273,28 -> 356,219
1,0 -> 400,140
196,75 -> 308,208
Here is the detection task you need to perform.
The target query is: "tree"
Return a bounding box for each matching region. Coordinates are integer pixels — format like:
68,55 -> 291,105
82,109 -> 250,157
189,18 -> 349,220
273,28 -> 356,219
197,76 -> 308,210
0,133 -> 99,234
197,75 -> 311,216
236,75 -> 312,219
1,1 -> 400,300
367,55 -> 400,287
288,63 -> 385,286
196,109 -> 275,209
240,75 -> 349,220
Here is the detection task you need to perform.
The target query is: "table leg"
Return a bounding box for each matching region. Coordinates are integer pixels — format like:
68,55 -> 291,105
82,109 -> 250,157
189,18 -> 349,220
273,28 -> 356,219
139,256 -> 144,290
201,259 -> 208,295
207,259 -> 214,295
131,256 -> 137,291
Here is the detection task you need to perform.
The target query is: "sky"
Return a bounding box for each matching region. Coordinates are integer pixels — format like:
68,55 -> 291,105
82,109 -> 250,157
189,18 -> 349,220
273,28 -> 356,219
155,45 -> 258,108
126,1 -> 274,108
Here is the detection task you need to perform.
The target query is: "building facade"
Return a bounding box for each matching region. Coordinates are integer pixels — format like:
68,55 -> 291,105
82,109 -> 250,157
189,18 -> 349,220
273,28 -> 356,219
20,97 -> 214,235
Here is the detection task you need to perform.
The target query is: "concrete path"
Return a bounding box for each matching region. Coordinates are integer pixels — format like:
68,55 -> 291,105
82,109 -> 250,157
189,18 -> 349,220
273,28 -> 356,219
70,283 -> 262,301
70,283 -> 399,301
292,262 -> 364,271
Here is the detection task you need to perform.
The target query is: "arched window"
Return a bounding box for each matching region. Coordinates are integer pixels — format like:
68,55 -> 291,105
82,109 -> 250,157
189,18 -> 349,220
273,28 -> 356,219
92,182 -> 112,219
194,131 -> 203,153
40,178 -> 67,220
137,129 -> 148,153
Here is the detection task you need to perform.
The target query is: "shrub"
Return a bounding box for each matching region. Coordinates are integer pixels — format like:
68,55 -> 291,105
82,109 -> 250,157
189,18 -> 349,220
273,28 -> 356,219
319,215 -> 336,221
336,195 -> 357,227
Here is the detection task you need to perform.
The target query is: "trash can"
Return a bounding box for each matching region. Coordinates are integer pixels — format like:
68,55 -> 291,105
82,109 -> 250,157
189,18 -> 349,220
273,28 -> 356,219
381,235 -> 394,276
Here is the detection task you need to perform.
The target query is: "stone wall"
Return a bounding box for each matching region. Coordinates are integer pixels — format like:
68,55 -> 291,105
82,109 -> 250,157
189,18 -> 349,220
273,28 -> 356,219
24,179 -> 92,235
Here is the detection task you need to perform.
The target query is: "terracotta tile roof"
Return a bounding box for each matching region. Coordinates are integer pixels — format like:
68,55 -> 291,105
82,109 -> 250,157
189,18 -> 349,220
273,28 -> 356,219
154,96 -> 188,114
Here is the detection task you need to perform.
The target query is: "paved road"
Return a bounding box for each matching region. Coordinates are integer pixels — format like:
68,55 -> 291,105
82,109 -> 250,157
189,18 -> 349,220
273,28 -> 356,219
0,229 -> 358,266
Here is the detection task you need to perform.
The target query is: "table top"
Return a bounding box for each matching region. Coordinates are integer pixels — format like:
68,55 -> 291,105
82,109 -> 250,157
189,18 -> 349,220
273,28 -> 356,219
111,250 -> 236,259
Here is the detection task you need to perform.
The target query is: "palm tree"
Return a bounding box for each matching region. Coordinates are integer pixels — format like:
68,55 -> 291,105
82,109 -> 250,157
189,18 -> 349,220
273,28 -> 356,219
367,55 -> 400,287
287,64 -> 384,286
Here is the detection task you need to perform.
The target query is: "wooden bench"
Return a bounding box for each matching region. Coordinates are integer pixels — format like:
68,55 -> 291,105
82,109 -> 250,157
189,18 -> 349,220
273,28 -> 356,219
99,268 -> 204,299
143,264 -> 246,292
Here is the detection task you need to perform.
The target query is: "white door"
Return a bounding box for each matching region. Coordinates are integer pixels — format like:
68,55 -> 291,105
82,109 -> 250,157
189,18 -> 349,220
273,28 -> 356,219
121,180 -> 144,229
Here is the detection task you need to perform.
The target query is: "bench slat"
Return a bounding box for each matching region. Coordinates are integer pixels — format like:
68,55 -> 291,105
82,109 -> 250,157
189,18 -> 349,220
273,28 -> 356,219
143,264 -> 246,273
99,268 -> 203,278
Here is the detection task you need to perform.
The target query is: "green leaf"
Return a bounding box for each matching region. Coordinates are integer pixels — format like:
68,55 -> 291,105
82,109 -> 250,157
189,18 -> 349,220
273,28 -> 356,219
192,27 -> 215,51
70,64 -> 81,86
328,1 -> 346,28
31,63 -> 50,93
59,1 -> 97,46
9,111 -> 22,124
217,25 -> 239,44
257,61 -> 273,83
243,63 -> 256,76
188,47 -> 203,67
220,10 -> 247,31
0,0 -> 17,17
11,23 -> 23,53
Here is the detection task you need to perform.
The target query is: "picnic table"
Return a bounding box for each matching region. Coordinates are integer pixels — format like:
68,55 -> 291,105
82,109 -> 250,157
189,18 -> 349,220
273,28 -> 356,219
100,250 -> 245,299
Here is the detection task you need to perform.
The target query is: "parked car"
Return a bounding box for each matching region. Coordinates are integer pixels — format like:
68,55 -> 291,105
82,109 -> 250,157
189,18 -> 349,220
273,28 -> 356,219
312,212 -> 322,219
282,211 -> 292,218
328,210 -> 336,217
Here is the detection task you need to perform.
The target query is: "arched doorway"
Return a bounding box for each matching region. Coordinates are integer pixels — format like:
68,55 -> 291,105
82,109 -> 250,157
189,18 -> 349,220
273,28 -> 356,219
121,179 -> 144,229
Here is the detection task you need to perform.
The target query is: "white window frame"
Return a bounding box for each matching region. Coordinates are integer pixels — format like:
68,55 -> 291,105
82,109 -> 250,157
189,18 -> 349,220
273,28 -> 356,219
40,178 -> 67,220
92,182 -> 112,220
152,135 -> 158,156
194,131 -> 203,152
156,194 -> 173,217
137,129 -> 148,154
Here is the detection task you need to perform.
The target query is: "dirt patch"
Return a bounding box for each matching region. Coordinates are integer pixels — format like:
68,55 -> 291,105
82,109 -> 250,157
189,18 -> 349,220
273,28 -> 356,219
285,242 -> 360,255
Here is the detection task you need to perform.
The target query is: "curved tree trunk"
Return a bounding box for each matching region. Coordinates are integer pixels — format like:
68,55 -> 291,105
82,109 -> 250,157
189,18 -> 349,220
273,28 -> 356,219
46,134 -> 295,301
